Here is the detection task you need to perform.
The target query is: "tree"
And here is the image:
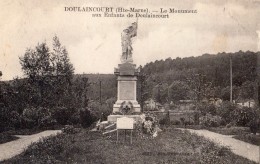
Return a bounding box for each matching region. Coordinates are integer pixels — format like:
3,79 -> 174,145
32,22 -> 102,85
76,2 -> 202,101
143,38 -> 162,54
20,43 -> 52,106
239,80 -> 256,101
168,81 -> 189,102
19,36 -> 75,108
72,76 -> 90,108
138,66 -> 149,111
52,36 -> 74,81
51,36 -> 75,106
153,83 -> 168,104
186,72 -> 213,102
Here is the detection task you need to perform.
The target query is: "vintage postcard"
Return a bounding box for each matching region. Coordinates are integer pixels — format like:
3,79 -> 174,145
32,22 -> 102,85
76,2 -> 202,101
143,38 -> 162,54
0,0 -> 259,163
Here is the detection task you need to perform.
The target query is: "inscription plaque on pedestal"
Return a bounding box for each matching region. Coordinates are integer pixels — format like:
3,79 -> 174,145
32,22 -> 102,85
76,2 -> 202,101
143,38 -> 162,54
119,81 -> 135,100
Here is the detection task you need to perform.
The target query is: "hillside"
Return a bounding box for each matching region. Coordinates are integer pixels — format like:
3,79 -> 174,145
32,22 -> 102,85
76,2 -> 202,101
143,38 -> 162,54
141,51 -> 259,103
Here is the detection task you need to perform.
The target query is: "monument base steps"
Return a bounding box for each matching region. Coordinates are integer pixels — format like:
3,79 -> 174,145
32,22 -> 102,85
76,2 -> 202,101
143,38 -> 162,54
107,114 -> 142,123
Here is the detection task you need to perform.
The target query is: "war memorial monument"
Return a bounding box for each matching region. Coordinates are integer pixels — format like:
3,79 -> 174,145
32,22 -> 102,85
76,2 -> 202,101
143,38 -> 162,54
107,22 -> 142,122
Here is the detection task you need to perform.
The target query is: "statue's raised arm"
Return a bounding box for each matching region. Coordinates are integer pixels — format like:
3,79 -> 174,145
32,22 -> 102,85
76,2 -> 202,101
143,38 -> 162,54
121,22 -> 137,63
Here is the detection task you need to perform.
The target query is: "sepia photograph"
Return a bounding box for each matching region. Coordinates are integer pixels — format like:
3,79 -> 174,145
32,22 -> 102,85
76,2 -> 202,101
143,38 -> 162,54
0,0 -> 259,163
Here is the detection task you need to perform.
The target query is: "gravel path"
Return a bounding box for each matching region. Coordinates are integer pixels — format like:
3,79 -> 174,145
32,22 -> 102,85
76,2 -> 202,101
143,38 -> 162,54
181,128 -> 259,163
0,130 -> 62,162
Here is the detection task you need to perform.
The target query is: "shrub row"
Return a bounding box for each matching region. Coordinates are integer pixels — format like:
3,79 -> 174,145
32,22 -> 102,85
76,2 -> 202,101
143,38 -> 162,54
0,106 -> 98,132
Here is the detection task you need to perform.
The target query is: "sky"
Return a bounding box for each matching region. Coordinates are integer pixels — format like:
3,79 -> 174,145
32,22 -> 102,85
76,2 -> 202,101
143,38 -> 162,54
0,0 -> 260,80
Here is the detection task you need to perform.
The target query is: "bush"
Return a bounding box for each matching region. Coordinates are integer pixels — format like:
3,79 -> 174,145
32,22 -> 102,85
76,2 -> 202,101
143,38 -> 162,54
196,103 -> 216,116
21,106 -> 57,129
159,111 -> 170,125
0,107 -> 19,132
38,116 -> 57,129
68,111 -> 80,125
233,107 -> 260,126
215,101 -> 236,125
171,120 -> 181,125
79,108 -> 97,128
199,114 -> 222,127
184,120 -> 194,125
22,107 -> 38,120
51,107 -> 77,125
248,118 -> 260,134
21,107 -> 38,128
62,125 -> 78,134
9,111 -> 21,129
180,117 -> 185,125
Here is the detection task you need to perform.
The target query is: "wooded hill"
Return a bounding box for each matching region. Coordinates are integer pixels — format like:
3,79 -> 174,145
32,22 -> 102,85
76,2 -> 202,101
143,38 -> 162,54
141,51 -> 258,103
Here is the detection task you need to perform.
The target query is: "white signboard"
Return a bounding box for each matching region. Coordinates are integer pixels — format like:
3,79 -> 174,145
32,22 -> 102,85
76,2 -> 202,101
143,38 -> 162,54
117,117 -> 134,129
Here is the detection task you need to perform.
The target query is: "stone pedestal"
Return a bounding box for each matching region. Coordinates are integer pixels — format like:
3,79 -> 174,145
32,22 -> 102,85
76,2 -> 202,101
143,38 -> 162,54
107,62 -> 141,122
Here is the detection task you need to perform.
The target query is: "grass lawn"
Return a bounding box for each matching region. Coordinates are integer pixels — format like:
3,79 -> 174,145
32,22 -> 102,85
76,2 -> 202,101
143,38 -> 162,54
2,126 -> 256,164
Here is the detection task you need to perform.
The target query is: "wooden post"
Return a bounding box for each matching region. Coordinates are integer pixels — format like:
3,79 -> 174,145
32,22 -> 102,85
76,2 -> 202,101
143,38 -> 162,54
124,130 -> 126,142
99,80 -> 102,105
130,130 -> 133,144
230,54 -> 233,103
117,130 -> 119,143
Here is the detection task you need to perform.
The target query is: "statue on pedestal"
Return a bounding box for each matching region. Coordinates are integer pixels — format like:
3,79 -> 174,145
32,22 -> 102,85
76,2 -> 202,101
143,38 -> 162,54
121,22 -> 137,63
108,21 -> 141,123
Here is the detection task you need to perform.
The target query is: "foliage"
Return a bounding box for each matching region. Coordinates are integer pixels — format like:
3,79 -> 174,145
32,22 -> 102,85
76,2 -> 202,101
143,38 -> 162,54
68,111 -> 80,125
249,119 -> 260,134
21,107 -> 39,128
51,107 -> 76,125
3,128 -> 255,164
0,38 -> 111,132
38,115 -> 57,129
79,108 -> 97,128
168,80 -> 190,102
201,103 -> 217,115
72,76 -> 90,108
19,36 -> 74,108
233,107 -> 260,126
0,107 -> 14,132
159,111 -> 170,125
153,83 -> 169,104
9,110 -> 21,129
171,120 -> 181,125
215,101 -> 236,124
142,51 -> 258,103
199,114 -> 223,127
137,66 -> 149,111
62,125 -> 79,134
